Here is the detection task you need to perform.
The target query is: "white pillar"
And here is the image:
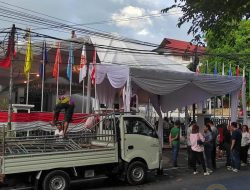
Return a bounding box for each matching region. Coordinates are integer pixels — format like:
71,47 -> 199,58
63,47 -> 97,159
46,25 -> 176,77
242,81 -> 247,125
208,99 -> 212,114
231,90 -> 239,122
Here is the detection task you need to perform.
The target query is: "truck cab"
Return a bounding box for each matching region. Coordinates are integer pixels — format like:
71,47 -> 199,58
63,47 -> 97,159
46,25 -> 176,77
120,115 -> 161,170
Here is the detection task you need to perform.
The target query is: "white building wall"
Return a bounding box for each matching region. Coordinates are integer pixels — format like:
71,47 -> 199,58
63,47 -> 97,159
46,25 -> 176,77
165,55 -> 191,67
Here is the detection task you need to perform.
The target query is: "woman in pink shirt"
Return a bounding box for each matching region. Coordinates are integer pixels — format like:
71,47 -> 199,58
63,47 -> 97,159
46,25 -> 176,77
190,124 -> 210,176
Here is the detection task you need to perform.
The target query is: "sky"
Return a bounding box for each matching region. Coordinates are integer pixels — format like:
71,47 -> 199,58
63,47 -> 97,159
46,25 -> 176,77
0,0 -> 193,45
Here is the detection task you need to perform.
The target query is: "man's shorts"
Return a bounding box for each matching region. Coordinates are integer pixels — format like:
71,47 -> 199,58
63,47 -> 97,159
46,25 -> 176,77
54,103 -> 75,122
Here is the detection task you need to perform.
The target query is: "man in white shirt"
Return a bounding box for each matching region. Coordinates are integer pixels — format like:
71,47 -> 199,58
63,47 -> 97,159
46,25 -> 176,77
54,124 -> 64,138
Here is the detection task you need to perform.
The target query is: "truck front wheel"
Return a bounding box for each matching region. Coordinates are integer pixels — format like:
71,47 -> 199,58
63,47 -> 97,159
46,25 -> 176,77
42,170 -> 70,190
126,161 -> 147,185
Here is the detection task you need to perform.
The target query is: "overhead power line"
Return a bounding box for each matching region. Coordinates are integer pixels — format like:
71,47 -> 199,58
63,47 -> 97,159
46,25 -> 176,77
0,1 -> 183,49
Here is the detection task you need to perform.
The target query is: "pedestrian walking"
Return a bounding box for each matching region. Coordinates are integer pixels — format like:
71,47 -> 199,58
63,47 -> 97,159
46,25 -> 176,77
240,125 -> 250,166
204,124 -> 213,173
190,124 -> 210,176
208,120 -> 218,170
187,121 -> 196,168
228,122 -> 242,172
169,120 -> 181,167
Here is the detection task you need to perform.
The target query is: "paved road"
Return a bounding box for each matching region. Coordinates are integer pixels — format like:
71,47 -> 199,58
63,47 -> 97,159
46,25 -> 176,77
2,149 -> 250,190
71,149 -> 250,190
71,166 -> 250,190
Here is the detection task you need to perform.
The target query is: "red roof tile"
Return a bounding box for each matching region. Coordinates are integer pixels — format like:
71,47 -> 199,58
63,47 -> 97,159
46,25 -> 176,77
161,38 -> 205,54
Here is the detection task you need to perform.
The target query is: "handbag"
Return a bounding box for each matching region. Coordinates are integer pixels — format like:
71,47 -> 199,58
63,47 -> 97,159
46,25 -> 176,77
197,133 -> 204,146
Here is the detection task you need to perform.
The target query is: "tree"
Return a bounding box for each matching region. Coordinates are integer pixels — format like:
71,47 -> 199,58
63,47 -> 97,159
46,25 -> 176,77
162,0 -> 250,42
200,20 -> 250,106
200,20 -> 250,75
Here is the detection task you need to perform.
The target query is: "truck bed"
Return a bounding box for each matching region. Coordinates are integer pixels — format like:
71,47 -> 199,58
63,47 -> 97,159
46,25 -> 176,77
0,134 -> 118,175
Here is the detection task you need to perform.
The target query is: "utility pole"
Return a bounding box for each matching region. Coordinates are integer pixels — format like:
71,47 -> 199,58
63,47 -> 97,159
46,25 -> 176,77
7,24 -> 16,134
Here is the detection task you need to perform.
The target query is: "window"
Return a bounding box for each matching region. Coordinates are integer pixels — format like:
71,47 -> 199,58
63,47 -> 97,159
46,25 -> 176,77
102,118 -> 120,131
124,117 -> 157,138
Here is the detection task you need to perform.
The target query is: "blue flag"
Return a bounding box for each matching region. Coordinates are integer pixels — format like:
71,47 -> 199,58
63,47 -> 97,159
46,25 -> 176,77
228,64 -> 232,76
39,41 -> 48,79
67,43 -> 74,79
213,63 -> 217,75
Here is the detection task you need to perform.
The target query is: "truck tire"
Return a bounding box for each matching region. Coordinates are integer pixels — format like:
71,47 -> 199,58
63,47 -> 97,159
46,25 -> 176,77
42,170 -> 70,190
126,161 -> 147,185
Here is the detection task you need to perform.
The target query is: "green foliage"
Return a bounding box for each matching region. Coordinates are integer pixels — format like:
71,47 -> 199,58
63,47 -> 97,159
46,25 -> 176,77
162,0 -> 250,42
200,20 -> 250,75
199,20 -> 250,104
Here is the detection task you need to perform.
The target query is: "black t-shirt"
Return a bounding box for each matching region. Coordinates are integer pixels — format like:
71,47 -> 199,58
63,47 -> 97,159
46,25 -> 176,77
231,129 -> 242,151
224,129 -> 231,144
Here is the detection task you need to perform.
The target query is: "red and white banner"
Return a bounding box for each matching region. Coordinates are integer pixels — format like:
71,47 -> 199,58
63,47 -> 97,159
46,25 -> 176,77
0,112 -> 88,132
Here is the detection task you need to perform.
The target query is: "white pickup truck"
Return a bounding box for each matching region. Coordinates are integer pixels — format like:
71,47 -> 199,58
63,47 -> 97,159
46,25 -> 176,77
0,113 -> 162,190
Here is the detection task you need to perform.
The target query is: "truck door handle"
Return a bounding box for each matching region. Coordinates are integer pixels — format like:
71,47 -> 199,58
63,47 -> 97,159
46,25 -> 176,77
128,145 -> 134,150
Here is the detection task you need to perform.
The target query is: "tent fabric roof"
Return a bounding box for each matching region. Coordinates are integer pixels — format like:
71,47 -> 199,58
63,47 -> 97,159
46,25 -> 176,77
131,68 -> 242,96
91,36 -> 243,112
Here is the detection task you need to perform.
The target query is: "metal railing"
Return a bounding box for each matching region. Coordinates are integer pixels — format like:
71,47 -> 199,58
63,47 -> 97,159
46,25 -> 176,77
0,112 -> 123,156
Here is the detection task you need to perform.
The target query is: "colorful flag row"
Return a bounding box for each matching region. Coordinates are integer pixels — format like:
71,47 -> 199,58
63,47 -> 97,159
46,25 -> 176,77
0,31 -> 96,85
196,62 -> 244,77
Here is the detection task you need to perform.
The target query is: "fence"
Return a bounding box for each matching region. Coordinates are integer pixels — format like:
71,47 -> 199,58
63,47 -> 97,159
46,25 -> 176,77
211,117 -> 243,126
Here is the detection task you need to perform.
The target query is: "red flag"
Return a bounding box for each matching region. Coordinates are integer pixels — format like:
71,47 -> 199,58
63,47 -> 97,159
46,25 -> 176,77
0,55 -> 11,68
236,65 -> 240,76
53,43 -> 62,79
0,34 -> 15,68
90,48 -> 96,84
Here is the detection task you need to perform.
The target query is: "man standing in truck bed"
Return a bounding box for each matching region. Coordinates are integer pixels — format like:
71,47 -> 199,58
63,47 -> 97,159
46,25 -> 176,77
50,91 -> 75,137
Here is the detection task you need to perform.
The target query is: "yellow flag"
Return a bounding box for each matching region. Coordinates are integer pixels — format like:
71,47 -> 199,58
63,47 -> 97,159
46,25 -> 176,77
24,32 -> 33,78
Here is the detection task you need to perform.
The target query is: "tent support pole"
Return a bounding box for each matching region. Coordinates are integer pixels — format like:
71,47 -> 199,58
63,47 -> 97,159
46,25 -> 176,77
86,68 -> 91,114
213,97 -> 216,118
192,104 -> 195,121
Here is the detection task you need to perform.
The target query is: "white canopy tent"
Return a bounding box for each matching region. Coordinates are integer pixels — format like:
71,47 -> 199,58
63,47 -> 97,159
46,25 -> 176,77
90,36 -> 246,143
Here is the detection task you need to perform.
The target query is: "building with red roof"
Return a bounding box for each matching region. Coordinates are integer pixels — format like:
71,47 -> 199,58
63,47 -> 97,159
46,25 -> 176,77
156,38 -> 206,66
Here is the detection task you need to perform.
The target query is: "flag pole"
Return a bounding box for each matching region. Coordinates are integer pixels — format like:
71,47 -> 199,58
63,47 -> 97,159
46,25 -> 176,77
69,43 -> 73,96
86,47 -> 93,114
41,41 -> 45,112
70,57 -> 72,96
86,73 -> 91,114
221,62 -> 224,118
56,63 -> 59,101
248,70 -> 250,111
82,79 -> 85,113
94,64 -> 98,111
26,73 -> 30,105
